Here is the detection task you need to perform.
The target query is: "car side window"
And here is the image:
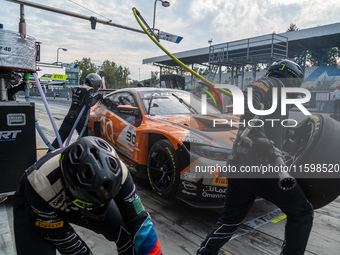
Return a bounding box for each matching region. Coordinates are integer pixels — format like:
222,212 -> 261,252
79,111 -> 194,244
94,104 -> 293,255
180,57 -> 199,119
105,92 -> 142,127
103,94 -> 118,111
107,92 -> 137,108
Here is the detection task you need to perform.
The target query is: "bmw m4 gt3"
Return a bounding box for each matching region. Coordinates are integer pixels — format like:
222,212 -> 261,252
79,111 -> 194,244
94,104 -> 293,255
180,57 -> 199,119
88,88 -> 237,208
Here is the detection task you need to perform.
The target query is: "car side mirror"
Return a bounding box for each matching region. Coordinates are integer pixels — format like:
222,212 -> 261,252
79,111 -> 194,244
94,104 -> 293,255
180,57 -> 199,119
117,105 -> 140,116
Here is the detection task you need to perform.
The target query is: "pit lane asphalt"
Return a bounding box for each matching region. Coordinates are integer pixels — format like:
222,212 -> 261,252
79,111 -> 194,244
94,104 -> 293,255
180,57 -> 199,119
1,97 -> 339,255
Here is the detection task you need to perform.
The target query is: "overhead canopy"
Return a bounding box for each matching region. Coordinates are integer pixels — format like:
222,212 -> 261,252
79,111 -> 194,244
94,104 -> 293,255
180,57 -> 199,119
143,22 -> 340,67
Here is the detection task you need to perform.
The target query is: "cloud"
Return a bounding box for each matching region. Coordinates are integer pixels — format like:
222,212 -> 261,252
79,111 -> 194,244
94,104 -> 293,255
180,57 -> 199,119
1,0 -> 340,80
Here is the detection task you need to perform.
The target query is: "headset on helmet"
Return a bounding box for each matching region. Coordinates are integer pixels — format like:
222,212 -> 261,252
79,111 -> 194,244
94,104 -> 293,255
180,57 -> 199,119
266,59 -> 304,87
85,73 -> 102,92
60,136 -> 122,208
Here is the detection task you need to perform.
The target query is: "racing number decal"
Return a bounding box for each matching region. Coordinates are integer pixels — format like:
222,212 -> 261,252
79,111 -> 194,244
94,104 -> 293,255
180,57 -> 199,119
126,130 -> 136,144
117,125 -> 136,151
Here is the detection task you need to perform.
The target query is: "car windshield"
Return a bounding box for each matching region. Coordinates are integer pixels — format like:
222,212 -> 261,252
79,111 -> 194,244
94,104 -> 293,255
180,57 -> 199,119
138,90 -> 221,116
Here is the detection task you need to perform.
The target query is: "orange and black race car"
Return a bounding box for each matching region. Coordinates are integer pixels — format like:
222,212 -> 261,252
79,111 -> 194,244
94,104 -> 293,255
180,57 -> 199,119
88,88 -> 238,208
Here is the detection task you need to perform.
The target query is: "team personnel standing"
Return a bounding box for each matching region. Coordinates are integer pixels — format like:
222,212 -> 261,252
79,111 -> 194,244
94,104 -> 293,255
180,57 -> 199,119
198,59 -> 314,255
13,136 -> 162,255
51,73 -> 103,150
7,73 -> 26,101
332,84 -> 340,118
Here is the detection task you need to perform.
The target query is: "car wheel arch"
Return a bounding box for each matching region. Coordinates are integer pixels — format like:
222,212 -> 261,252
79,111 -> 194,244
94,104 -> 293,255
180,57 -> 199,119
148,133 -> 172,152
147,138 -> 180,198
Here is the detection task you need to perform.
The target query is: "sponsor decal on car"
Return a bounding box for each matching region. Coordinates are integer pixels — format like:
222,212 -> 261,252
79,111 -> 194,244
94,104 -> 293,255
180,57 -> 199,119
212,177 -> 228,187
182,190 -> 197,196
173,117 -> 191,123
182,172 -> 196,179
182,181 -> 197,191
179,137 -> 204,143
202,185 -> 226,199
126,116 -> 141,125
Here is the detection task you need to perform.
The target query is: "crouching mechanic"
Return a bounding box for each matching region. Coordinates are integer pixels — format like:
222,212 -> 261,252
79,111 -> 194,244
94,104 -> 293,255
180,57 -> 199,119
51,73 -> 103,150
198,59 -> 314,255
13,136 -> 162,255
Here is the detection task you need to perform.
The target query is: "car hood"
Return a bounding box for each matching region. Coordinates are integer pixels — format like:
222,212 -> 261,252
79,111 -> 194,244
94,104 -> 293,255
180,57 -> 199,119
151,114 -> 238,149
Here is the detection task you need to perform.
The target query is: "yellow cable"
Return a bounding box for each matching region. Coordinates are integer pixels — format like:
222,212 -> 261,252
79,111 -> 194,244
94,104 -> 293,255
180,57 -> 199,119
132,8 -> 232,98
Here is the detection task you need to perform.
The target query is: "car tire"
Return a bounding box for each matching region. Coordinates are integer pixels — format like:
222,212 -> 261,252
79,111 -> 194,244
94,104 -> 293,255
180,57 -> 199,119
147,139 -> 180,198
284,114 -> 340,209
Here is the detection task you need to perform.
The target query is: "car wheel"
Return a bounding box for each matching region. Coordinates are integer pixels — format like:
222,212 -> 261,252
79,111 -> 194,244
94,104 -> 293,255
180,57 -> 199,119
283,114 -> 340,209
147,139 -> 179,198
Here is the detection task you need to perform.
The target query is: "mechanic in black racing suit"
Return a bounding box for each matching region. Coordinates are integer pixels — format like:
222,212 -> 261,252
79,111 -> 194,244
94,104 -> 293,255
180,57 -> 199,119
13,136 -> 162,255
198,59 -> 314,255
51,73 -> 103,150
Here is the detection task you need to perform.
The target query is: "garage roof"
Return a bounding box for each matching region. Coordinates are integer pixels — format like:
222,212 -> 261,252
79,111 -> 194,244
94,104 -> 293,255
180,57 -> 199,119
143,22 -> 340,67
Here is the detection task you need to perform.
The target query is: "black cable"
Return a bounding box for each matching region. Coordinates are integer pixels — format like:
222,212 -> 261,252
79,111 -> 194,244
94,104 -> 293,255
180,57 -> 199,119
68,0 -> 112,22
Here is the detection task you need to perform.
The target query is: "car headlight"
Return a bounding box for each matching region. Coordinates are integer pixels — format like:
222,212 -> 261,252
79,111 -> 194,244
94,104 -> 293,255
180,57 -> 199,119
183,142 -> 231,161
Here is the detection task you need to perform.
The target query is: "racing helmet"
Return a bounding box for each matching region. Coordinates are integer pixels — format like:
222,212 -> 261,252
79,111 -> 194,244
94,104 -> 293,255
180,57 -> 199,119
84,73 -> 102,92
266,59 -> 304,87
60,136 -> 122,208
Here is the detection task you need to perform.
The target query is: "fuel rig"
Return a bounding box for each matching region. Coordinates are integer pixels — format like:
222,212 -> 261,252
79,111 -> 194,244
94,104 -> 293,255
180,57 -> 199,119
0,22 -> 38,195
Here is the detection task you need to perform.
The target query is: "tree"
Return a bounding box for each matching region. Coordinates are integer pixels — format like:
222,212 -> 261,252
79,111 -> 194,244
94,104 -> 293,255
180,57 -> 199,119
308,47 -> 340,66
97,60 -> 130,89
100,60 -> 117,89
286,23 -> 340,67
286,23 -> 298,32
73,58 -> 97,84
151,71 -> 159,83
73,58 -> 131,89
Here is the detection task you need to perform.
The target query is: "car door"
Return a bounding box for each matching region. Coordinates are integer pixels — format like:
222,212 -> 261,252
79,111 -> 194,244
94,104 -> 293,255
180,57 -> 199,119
103,91 -> 142,159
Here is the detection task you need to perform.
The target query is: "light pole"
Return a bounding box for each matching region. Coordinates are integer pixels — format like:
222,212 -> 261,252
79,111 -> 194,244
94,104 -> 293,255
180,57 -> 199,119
152,0 -> 170,31
208,38 -> 213,65
57,47 -> 67,65
208,38 -> 213,47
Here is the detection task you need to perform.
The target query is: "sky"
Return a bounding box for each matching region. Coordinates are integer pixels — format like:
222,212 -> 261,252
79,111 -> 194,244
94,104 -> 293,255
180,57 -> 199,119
1,0 -> 340,81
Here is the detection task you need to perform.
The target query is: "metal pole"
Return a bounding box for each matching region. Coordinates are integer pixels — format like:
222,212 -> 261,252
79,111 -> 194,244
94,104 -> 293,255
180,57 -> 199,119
33,73 -> 63,148
219,65 -> 222,84
241,62 -> 245,90
57,47 -> 67,65
57,48 -> 60,65
19,4 -> 26,36
6,0 -> 145,34
153,0 -> 158,31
